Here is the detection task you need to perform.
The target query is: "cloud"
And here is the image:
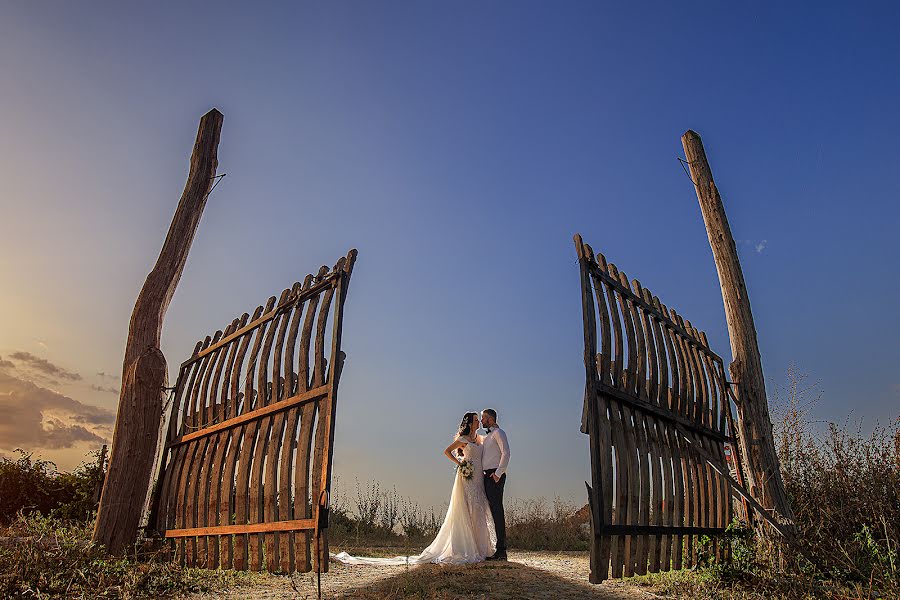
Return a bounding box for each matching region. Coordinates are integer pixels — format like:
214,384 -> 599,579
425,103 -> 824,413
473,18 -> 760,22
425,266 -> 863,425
96,371 -> 119,381
9,351 -> 82,382
0,356 -> 13,370
90,384 -> 120,394
734,238 -> 769,254
0,369 -> 114,451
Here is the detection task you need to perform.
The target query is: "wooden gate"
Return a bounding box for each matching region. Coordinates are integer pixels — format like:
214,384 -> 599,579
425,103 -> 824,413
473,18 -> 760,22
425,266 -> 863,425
574,235 -> 746,582
150,249 -> 357,573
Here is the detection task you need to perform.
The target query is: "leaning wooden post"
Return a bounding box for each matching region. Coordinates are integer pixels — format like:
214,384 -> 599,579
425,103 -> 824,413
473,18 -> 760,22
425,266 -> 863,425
93,108 -> 224,555
680,130 -> 795,525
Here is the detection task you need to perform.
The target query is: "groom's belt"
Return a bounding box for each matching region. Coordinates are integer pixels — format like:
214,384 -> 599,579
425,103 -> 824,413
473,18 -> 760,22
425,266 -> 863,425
483,468 -> 499,475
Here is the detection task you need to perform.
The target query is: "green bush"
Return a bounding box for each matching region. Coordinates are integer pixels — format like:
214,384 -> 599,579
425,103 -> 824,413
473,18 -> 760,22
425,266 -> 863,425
0,448 -> 106,524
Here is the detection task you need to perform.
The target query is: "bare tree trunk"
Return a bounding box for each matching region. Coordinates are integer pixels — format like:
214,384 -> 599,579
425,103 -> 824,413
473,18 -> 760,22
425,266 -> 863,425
680,130 -> 795,525
93,109 -> 224,555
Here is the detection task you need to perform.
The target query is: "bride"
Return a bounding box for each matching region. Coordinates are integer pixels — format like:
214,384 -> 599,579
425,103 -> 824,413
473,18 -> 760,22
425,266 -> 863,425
332,412 -> 497,565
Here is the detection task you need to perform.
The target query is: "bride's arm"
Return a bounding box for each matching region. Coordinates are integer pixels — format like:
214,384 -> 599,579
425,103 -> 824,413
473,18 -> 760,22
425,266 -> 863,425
443,439 -> 466,466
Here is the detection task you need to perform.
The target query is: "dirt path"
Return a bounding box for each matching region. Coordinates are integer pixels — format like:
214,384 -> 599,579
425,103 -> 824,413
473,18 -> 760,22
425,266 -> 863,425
186,550 -> 653,599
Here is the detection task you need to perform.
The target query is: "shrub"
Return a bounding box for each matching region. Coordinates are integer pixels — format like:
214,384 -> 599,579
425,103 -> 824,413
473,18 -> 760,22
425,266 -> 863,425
0,448 -> 105,524
771,364 -> 899,594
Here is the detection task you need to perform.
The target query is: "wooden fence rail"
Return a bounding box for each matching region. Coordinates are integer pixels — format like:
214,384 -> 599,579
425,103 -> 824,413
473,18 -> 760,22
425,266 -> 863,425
150,249 -> 357,574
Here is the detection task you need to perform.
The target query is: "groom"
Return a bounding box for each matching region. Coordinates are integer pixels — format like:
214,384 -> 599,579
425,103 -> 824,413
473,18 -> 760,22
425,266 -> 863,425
479,408 -> 510,561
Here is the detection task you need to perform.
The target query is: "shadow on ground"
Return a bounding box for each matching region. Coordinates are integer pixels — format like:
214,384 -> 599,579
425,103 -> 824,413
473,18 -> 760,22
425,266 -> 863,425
328,559 -> 639,600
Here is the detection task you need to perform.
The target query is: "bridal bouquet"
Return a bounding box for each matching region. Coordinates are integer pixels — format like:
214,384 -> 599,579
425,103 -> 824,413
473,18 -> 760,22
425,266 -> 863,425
457,459 -> 474,480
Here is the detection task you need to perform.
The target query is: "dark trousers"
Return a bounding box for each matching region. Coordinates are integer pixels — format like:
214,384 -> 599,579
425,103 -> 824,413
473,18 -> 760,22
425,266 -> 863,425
483,469 -> 507,554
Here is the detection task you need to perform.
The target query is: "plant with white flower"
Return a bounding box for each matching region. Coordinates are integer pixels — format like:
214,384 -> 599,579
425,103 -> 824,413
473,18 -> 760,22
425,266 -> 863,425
457,459 -> 474,480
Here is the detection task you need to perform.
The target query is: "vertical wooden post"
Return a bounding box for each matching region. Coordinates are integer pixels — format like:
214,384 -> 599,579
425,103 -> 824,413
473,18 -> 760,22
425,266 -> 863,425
93,109 -> 224,555
680,130 -> 794,524
574,234 -> 605,583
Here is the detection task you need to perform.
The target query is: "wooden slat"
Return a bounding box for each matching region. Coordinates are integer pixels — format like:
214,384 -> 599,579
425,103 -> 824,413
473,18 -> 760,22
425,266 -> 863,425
612,266 -> 638,398
684,311 -> 703,424
598,255 -> 624,390
687,321 -> 713,431
592,255 -> 613,389
654,297 -> 679,415
609,265 -> 638,577
278,277 -> 311,574
208,318 -> 243,569
220,309 -> 258,569
634,409 -> 650,575
682,316 -> 706,430
575,237 -> 606,583
234,295 -> 276,570
694,330 -> 720,434
201,321 -> 237,568
250,288 -> 291,571
264,287 -> 295,573
294,275 -> 322,573
597,391 -> 614,579
183,331 -> 222,566
658,418 -> 674,571
691,432 -> 704,565
670,311 -> 693,423
621,272 -> 649,576
591,251 -> 615,580
175,334 -> 211,565
647,414 -> 663,572
165,519 -> 317,538
311,265 -> 339,572
595,272 -> 628,578
622,404 -> 639,577
608,396 -> 627,578
669,421 -> 685,569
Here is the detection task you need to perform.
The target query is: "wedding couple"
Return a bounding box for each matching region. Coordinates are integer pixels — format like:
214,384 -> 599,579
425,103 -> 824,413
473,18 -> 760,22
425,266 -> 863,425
333,409 -> 511,565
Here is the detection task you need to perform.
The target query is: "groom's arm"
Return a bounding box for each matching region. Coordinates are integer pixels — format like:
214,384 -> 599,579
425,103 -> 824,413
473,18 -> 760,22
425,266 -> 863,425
494,429 -> 510,478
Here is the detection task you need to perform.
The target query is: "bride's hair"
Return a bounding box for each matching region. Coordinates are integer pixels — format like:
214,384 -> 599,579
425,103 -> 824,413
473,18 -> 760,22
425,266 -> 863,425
457,412 -> 478,437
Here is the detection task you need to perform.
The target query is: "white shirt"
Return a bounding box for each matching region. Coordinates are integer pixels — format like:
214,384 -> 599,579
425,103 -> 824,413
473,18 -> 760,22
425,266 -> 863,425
478,426 -> 510,477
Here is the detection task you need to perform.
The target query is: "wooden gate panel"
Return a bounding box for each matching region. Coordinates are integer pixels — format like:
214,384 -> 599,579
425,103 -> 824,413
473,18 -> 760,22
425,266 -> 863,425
151,250 -> 356,573
575,235 -> 740,582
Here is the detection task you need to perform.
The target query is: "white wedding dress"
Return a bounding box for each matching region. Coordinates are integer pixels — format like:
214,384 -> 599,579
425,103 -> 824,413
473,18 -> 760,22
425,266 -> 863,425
332,436 -> 496,565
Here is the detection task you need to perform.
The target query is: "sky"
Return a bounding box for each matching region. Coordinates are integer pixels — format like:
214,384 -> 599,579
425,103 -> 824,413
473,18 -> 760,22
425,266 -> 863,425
1,2 -> 898,512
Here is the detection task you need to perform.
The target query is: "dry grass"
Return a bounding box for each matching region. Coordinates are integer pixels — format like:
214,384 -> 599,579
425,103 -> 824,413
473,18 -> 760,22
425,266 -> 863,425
771,364 -> 898,594
0,513 -> 262,599
620,364 -> 899,599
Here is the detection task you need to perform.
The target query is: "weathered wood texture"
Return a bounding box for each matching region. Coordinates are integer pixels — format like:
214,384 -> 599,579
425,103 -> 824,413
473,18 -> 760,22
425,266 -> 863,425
680,130 -> 794,525
93,109 -> 224,555
575,235 -> 740,583
152,250 -> 357,574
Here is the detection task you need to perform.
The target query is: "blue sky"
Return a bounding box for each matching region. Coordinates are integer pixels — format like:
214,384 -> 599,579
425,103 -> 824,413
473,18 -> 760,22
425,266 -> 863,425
1,2 -> 897,510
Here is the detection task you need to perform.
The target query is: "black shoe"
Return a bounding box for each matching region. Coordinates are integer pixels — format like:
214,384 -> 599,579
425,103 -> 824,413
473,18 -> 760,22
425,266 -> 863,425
486,552 -> 507,561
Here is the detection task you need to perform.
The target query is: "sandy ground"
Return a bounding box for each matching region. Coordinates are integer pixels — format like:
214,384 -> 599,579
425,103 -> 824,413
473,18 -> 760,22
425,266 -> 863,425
185,550 -> 654,599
